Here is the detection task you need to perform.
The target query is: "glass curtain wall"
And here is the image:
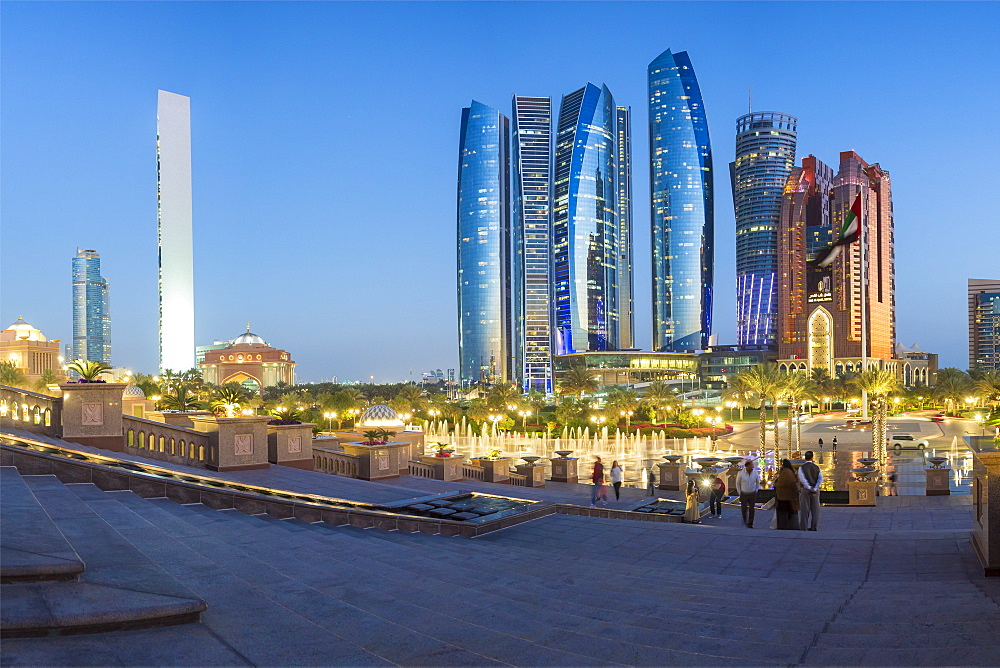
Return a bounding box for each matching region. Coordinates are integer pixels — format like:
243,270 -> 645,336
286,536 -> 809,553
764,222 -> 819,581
71,248 -> 111,364
616,106 -> 634,350
457,101 -> 511,387
512,96 -> 554,393
648,49 -> 714,352
732,111 -> 797,346
553,83 -> 619,355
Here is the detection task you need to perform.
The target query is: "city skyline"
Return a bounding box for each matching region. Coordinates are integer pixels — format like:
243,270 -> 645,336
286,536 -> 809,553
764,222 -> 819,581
2,2 -> 996,380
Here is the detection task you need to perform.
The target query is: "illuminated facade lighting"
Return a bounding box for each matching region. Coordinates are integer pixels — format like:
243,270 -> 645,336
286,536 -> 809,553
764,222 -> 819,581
72,248 -> 111,364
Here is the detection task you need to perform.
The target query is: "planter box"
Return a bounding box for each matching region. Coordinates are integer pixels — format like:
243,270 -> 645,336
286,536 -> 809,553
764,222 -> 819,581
418,454 -> 465,482
343,441 -> 412,480
515,463 -> 546,488
925,468 -> 951,496
190,415 -> 272,472
471,457 -> 511,483
59,382 -> 128,452
267,423 -> 315,470
848,480 -> 877,506
550,457 -> 578,484
657,463 -> 686,491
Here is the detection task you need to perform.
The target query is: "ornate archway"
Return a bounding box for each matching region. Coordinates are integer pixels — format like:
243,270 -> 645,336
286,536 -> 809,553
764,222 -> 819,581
807,307 -> 833,374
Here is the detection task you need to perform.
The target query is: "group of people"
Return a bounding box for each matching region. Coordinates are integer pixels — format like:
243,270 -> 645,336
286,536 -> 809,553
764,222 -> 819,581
589,456 -> 625,507
683,451 -> 822,530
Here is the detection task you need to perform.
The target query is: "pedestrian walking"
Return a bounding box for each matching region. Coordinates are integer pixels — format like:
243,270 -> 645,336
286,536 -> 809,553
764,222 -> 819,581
885,472 -> 898,496
774,459 -> 800,530
590,456 -> 604,507
818,437 -> 824,450
608,460 -> 624,500
832,436 -> 838,452
647,465 -> 657,497
683,479 -> 701,523
736,459 -> 761,528
797,451 -> 822,531
708,470 -> 726,518
595,476 -> 609,506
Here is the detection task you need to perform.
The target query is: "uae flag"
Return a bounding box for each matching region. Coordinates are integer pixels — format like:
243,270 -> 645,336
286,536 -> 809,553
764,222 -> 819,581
811,193 -> 862,268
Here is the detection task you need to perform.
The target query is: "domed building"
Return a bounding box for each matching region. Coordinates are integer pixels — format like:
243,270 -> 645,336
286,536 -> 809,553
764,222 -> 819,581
0,317 -> 66,385
198,326 -> 295,394
358,405 -> 406,429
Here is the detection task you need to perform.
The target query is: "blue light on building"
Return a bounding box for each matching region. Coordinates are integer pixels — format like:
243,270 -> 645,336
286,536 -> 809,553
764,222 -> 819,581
457,101 -> 510,387
648,49 -> 713,352
71,248 -> 111,364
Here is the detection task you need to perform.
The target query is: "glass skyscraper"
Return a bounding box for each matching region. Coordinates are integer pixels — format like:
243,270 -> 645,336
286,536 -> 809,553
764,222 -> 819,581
457,101 -> 510,387
732,111 -> 797,346
512,96 -> 554,392
615,105 -> 634,350
72,248 -> 111,364
553,83 -> 620,355
648,49 -> 714,352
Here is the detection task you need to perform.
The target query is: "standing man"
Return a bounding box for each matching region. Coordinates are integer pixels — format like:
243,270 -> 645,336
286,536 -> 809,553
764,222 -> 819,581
831,436 -> 838,452
736,459 -> 761,528
590,456 -> 604,507
818,437 -> 824,450
798,451 -> 822,531
708,470 -> 726,518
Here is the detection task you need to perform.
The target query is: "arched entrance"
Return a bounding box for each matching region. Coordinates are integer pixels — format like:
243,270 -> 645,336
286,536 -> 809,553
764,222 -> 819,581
807,308 -> 833,375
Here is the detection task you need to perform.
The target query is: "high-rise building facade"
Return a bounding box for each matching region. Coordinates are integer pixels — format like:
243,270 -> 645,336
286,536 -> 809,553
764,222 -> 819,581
648,48 -> 714,352
969,279 -> 1000,371
732,111 -> 797,347
157,90 -> 195,373
777,151 -> 895,375
615,106 -> 635,349
553,83 -> 620,355
71,249 -> 111,364
512,96 -> 554,392
457,101 -> 510,387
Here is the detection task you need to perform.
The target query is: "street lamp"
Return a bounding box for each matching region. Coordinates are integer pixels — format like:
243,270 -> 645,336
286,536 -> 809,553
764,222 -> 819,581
518,410 -> 529,430
975,413 -> 985,436
488,414 -> 502,433
619,409 -> 634,429
725,401 -> 737,421
323,411 -> 337,432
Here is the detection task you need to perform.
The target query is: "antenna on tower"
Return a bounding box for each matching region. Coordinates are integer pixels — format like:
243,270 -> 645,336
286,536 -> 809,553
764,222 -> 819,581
748,85 -> 752,115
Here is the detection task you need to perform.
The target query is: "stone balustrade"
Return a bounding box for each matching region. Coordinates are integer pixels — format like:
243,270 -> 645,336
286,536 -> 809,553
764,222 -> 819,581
461,463 -> 485,481
408,459 -> 437,479
123,415 -> 212,467
0,385 -> 60,438
313,447 -> 360,478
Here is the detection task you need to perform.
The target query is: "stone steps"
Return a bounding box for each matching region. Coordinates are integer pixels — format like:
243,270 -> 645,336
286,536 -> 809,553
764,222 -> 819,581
1,473 -> 205,638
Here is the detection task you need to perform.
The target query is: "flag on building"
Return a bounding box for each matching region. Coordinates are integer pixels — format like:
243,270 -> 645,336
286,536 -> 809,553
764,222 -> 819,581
810,193 -> 862,268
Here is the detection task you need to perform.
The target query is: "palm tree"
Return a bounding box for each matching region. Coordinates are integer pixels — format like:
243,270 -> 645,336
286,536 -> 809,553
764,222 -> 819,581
0,361 -> 28,388
642,380 -> 675,423
67,360 -> 111,381
161,385 -> 202,411
736,363 -> 783,458
783,373 -> 814,456
721,375 -> 756,422
465,398 -> 490,424
486,381 -> 520,410
554,396 -> 584,426
855,367 -> 899,468
558,365 -> 599,399
32,369 -> 60,394
211,384 -> 251,417
396,385 -> 424,403
362,430 -> 382,445
933,368 -> 972,414
606,388 -> 639,429
974,370 -> 1000,412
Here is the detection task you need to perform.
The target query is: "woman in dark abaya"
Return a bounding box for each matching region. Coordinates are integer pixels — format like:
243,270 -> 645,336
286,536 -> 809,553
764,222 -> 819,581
774,458 -> 800,530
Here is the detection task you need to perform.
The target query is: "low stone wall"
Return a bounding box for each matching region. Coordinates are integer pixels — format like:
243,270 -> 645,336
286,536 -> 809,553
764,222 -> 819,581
313,447 -> 360,478
0,385 -> 60,438
123,415 -> 213,469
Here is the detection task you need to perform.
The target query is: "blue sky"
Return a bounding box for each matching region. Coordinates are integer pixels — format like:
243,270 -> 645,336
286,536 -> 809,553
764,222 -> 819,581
2,2 -> 997,381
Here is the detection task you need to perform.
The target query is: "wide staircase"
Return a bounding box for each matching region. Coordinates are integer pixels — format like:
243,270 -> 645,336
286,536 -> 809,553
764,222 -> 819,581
3,465 -> 1000,666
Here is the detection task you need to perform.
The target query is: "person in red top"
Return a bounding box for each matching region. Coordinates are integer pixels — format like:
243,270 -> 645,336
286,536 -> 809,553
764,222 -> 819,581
708,471 -> 726,518
590,456 -> 604,507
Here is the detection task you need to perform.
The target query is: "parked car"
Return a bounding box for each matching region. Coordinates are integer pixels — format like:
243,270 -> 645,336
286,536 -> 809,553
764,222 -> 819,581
931,413 -> 946,423
887,433 -> 929,450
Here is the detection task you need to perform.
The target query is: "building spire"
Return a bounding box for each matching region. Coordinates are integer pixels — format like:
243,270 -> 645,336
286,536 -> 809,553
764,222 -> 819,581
748,84 -> 752,115
246,320 -> 252,333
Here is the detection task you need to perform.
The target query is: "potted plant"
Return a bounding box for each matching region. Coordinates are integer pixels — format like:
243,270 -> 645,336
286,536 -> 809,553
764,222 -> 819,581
66,360 -> 111,383
471,447 -> 511,483
268,407 -> 303,426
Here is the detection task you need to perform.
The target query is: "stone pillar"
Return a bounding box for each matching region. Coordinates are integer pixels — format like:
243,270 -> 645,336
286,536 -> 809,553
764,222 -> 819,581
343,442 -> 412,480
848,480 -> 877,506
657,463 -> 686,491
970,439 -> 1000,577
472,457 -> 511,483
59,382 -> 128,452
515,463 -> 546,488
417,454 -> 465,481
267,423 -> 315,470
190,415 -> 271,472
925,468 -> 951,496
550,457 -> 578,483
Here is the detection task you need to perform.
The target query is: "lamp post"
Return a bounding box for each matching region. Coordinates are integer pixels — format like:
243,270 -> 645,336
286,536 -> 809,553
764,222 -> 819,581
618,409 -> 634,430
323,411 -> 337,432
725,401 -> 736,422
518,410 -> 529,430
975,413 -> 985,437
488,414 -> 502,434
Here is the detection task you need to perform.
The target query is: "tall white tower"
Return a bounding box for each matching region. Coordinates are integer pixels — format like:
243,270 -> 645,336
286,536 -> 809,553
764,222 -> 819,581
157,90 -> 195,372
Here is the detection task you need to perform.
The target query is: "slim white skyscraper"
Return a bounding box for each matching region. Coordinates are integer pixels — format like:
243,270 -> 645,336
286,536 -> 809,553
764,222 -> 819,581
157,90 -> 195,372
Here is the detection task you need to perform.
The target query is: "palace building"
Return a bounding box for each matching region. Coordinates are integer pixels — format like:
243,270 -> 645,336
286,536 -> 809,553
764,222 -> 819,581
0,317 -> 67,386
198,327 -> 295,393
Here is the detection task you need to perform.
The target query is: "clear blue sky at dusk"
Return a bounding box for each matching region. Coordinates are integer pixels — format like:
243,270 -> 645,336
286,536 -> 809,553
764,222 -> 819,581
2,2 -> 997,381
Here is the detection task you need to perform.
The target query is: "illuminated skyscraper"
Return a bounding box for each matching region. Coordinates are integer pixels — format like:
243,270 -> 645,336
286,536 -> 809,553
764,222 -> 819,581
616,105 -> 634,349
648,48 -> 713,352
969,279 -> 1000,371
777,151 -> 895,374
553,83 -> 619,354
732,111 -> 797,346
457,101 -> 510,386
512,96 -> 554,392
157,90 -> 195,373
71,248 -> 111,364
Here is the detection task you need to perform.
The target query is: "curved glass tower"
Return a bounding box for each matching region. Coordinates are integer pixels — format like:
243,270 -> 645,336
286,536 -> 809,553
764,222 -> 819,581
732,111 -> 797,346
648,49 -> 713,352
72,248 -> 111,364
457,101 -> 510,387
553,83 -> 619,355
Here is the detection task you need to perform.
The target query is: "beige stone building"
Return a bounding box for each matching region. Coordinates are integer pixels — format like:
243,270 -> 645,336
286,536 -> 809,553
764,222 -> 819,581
198,328 -> 295,393
0,317 -> 67,385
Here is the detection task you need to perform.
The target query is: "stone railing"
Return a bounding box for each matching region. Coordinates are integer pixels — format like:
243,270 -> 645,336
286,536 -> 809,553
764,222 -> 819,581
123,415 -> 213,468
461,463 -> 485,481
408,460 -> 437,479
0,384 -> 61,438
313,447 -> 360,478
507,472 -> 528,486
